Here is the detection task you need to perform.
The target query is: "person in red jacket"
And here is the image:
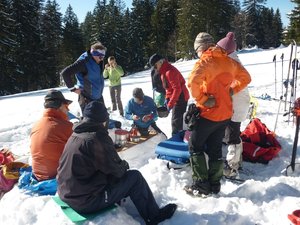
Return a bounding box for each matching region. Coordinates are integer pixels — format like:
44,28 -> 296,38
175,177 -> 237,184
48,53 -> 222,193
30,89 -> 73,181
185,32 -> 251,196
148,54 -> 190,136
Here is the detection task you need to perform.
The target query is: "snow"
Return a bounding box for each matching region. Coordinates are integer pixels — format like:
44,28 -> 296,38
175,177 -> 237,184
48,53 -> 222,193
1,45 -> 300,225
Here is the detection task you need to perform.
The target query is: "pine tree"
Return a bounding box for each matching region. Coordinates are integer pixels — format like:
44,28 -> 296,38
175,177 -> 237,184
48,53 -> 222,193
81,11 -> 94,49
287,0 -> 300,43
61,4 -> 84,67
0,0 -> 19,95
151,0 -> 178,60
10,0 -> 43,92
242,0 -> 266,47
40,0 -> 63,88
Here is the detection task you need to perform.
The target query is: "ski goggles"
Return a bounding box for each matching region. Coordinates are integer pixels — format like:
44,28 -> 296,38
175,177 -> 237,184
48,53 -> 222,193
91,49 -> 106,58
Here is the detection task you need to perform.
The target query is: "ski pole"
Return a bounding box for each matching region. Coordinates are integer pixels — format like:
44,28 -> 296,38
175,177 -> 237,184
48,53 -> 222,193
273,54 -> 277,98
281,53 -> 284,96
274,96 -> 283,133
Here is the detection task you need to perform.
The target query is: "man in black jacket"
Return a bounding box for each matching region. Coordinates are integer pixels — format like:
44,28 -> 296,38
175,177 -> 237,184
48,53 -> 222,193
57,101 -> 177,225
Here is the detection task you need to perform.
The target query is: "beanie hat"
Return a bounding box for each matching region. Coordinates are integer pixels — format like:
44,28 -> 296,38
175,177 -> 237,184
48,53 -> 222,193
83,101 -> 109,123
194,32 -> 214,52
149,54 -> 163,67
133,88 -> 144,100
44,89 -> 72,109
217,32 -> 237,54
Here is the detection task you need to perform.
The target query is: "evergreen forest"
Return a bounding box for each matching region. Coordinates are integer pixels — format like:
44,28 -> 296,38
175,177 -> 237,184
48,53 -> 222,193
1,0 -> 299,95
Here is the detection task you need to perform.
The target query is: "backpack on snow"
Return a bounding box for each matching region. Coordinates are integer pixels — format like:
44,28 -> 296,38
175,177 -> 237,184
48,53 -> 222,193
241,118 -> 281,164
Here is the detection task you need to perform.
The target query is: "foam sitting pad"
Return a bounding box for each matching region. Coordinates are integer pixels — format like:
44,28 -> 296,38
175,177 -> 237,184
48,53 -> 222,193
52,196 -> 117,223
155,131 -> 190,164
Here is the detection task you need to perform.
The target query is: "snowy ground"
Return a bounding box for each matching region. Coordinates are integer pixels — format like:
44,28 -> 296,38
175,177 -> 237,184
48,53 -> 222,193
1,45 -> 300,225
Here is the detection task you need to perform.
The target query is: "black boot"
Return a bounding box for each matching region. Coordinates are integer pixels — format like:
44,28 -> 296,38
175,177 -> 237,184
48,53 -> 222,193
146,203 -> 177,225
210,182 -> 221,194
184,180 -> 211,196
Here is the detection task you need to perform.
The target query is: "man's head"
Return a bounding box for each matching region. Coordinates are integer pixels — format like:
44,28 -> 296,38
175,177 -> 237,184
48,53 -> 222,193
194,32 -> 214,57
44,89 -> 72,113
83,101 -> 109,124
216,32 -> 237,54
149,54 -> 163,71
90,42 -> 107,64
133,88 -> 144,104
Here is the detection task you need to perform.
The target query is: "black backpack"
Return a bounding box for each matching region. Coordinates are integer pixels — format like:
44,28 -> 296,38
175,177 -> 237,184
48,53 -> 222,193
151,68 -> 165,94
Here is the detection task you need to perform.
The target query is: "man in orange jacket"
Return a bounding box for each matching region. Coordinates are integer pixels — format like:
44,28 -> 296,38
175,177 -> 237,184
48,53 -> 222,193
184,32 -> 251,196
30,89 -> 73,181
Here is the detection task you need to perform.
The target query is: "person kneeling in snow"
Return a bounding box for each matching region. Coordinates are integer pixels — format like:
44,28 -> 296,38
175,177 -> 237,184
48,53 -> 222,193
57,101 -> 177,225
125,88 -> 164,137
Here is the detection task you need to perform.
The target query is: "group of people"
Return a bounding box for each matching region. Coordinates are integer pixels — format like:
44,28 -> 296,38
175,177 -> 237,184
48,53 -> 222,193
29,31 -> 251,224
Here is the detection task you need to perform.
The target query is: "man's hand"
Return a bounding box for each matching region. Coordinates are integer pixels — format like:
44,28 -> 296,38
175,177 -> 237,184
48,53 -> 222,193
132,115 -> 140,120
142,114 -> 153,122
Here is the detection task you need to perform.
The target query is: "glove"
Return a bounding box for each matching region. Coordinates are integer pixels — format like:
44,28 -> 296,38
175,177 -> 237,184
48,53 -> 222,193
167,104 -> 173,111
184,104 -> 201,131
120,160 -> 129,170
203,95 -> 216,108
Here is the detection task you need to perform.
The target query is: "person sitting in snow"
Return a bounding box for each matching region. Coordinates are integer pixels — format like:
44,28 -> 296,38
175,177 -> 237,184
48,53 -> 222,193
30,89 -> 73,181
125,87 -> 164,137
148,53 -> 190,136
56,101 -> 177,225
185,32 -> 251,196
216,32 -> 251,178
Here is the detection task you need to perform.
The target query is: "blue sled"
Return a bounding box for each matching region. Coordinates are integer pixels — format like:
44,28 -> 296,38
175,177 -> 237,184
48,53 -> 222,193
155,131 -> 190,164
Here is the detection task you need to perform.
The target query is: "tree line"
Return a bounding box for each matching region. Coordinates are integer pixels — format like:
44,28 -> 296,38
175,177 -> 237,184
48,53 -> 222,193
0,0 -> 296,96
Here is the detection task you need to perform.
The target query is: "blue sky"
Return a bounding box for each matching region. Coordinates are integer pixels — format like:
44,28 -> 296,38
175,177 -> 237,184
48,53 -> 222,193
56,0 -> 294,27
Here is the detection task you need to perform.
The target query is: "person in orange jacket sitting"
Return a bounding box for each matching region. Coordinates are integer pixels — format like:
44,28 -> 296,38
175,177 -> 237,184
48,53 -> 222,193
184,32 -> 251,197
30,89 -> 73,181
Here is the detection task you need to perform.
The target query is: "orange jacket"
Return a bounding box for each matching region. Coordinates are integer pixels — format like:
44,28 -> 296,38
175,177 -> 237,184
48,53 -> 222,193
30,109 -> 72,181
188,47 -> 251,121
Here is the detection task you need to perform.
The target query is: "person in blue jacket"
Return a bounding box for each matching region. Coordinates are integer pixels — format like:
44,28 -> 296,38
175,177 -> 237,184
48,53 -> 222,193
125,88 -> 163,136
60,42 -> 107,113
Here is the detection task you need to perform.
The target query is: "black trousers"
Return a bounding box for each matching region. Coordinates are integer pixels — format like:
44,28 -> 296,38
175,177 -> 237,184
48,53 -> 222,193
109,85 -> 124,115
171,93 -> 187,135
227,121 -> 242,144
78,94 -> 106,113
79,170 -> 160,222
189,116 -> 230,160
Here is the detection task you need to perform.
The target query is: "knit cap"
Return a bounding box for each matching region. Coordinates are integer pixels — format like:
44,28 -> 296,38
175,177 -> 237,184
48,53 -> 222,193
217,32 -> 237,54
194,32 -> 214,52
83,101 -> 109,123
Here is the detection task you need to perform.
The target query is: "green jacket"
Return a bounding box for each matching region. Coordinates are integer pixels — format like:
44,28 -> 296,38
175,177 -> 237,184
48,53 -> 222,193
103,65 -> 124,86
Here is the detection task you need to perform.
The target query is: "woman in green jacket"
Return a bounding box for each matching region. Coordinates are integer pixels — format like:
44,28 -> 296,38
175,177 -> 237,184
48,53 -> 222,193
103,56 -> 125,116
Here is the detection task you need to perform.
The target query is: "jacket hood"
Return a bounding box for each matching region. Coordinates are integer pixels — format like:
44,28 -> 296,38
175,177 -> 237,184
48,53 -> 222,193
73,119 -> 107,134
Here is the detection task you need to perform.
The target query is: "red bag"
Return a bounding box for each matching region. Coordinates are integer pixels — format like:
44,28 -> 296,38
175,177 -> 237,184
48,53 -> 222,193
241,118 -> 281,164
0,148 -> 15,165
0,148 -> 17,193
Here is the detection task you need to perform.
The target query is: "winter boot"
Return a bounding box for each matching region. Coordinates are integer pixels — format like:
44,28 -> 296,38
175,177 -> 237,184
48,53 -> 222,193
185,153 -> 210,196
208,160 -> 223,194
210,182 -> 221,194
226,142 -> 243,171
146,203 -> 177,225
184,180 -> 211,196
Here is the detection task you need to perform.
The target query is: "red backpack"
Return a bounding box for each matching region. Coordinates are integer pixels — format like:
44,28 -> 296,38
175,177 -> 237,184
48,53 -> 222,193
241,118 -> 281,164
